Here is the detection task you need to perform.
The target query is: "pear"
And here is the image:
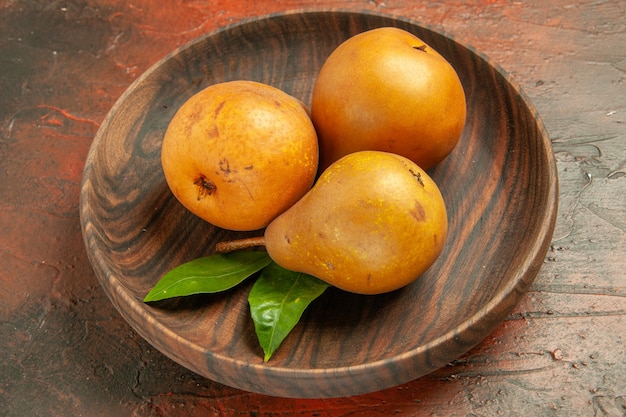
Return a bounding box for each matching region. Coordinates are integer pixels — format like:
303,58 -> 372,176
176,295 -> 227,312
263,150 -> 448,295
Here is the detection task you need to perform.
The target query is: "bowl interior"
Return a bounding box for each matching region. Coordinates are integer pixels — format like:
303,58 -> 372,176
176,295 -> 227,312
80,10 -> 558,398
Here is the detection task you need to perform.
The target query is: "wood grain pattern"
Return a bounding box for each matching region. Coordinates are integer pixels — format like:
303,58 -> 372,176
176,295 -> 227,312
79,10 -> 558,398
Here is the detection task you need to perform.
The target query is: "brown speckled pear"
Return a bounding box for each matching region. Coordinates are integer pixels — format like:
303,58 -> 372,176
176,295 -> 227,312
264,151 -> 448,295
161,80 -> 318,231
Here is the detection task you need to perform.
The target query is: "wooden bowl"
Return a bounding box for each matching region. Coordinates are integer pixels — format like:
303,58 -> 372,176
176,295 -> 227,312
80,10 -> 558,398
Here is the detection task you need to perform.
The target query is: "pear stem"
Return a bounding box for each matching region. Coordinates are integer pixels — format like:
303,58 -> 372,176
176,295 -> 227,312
215,236 -> 266,254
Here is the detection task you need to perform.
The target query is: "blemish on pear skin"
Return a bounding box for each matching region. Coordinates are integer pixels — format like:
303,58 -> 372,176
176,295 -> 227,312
214,101 -> 226,118
194,174 -> 216,200
409,168 -> 425,187
219,158 -> 234,175
185,107 -> 202,136
411,201 -> 426,222
208,125 -> 219,138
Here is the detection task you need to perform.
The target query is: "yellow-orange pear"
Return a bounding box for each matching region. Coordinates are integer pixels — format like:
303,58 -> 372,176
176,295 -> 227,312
311,27 -> 466,171
264,150 -> 448,295
161,80 -> 319,231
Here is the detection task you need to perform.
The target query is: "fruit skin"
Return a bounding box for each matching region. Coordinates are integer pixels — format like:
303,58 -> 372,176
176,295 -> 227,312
311,27 -> 466,171
161,80 -> 319,231
264,151 -> 448,295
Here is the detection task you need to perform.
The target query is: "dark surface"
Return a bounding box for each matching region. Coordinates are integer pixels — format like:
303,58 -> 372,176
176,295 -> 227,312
1,0 -> 624,415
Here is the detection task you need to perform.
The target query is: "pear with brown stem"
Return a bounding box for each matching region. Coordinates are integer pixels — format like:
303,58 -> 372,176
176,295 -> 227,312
217,150 -> 448,295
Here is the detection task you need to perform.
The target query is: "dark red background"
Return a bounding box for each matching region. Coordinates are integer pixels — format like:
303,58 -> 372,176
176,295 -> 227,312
1,1 -> 624,416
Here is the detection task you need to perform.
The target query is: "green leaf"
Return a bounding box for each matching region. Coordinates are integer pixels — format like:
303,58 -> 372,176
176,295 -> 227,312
248,262 -> 330,362
143,251 -> 271,302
